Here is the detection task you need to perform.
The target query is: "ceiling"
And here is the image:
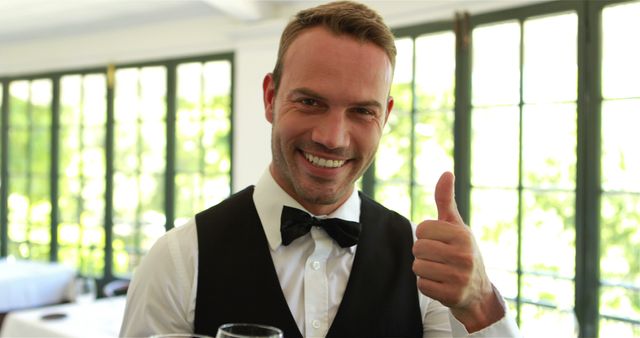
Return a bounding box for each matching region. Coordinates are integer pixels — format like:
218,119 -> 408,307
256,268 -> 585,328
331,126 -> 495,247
0,0 -> 307,45
0,0 -> 538,46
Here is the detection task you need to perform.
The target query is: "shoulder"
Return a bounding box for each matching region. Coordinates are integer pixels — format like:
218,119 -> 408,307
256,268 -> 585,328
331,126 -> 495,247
133,218 -> 198,288
120,219 -> 198,336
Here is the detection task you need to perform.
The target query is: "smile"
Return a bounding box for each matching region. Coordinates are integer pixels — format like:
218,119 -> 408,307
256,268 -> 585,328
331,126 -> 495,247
303,152 -> 346,168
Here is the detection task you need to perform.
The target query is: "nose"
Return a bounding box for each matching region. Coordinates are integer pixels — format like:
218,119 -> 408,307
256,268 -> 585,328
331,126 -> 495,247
311,109 -> 350,150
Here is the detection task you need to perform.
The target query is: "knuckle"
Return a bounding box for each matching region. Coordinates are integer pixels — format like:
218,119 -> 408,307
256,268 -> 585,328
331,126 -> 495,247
457,252 -> 474,269
412,260 -> 420,274
417,278 -> 431,296
451,270 -> 470,286
412,242 -> 421,257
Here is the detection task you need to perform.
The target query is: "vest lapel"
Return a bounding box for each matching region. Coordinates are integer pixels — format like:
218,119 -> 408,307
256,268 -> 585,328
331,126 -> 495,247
194,186 -> 302,338
326,193 -> 423,337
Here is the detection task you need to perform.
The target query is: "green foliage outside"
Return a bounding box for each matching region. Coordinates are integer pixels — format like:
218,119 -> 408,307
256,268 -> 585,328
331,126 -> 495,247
3,65 -> 232,279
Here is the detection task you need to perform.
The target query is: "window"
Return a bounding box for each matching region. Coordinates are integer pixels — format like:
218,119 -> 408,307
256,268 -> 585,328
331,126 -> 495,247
374,29 -> 456,222
174,61 -> 232,226
0,53 -> 233,282
371,1 -> 639,337
113,66 -> 168,275
599,2 -> 640,337
471,13 -> 578,337
7,79 -> 53,261
58,74 -> 107,276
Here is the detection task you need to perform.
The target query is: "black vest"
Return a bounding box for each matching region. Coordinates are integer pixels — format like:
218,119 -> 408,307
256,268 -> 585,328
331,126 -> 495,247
193,186 -> 423,337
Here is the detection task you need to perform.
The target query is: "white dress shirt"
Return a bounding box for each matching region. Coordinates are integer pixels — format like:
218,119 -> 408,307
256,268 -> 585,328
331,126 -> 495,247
120,169 -> 521,338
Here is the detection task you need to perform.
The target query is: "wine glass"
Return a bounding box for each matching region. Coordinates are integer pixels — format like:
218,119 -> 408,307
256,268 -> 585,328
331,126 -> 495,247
216,323 -> 283,338
73,276 -> 97,304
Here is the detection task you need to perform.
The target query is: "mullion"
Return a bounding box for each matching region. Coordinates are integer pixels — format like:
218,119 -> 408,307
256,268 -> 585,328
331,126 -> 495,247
50,75 -> 60,262
165,62 -> 176,231
575,0 -> 602,336
199,62 -> 206,209
104,66 -> 115,281
516,17 -> 525,326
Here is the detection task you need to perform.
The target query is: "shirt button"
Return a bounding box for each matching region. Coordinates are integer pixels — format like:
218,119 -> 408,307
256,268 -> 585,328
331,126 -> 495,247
311,261 -> 321,270
312,319 -> 321,329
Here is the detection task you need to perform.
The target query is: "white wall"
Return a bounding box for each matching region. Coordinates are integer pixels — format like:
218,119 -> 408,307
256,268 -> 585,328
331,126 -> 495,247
0,1 -> 538,192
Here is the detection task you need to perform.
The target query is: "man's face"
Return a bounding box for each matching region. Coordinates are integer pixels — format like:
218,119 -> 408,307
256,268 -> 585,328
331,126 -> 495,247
263,26 -> 394,215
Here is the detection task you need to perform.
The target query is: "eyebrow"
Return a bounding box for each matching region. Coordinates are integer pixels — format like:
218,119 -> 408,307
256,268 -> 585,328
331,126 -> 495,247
289,87 -> 383,110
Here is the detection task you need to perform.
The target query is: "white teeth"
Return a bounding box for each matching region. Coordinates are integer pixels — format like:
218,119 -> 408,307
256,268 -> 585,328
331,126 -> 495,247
304,153 -> 346,168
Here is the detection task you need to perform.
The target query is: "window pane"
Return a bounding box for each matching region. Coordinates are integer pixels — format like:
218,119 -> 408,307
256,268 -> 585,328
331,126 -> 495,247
415,32 -> 455,111
113,66 -> 167,276
472,21 -> 521,106
58,73 -> 107,277
601,99 -> 640,192
602,1 -> 640,99
471,188 -> 519,282
522,191 -> 575,276
599,317 -> 640,338
413,31 -> 456,221
377,110 -> 411,182
375,183 -> 410,217
471,106 -> 520,188
601,2 -> 640,333
175,60 -> 232,225
600,193 -> 640,327
7,79 -> 52,261
523,13 -> 577,104
520,304 -> 578,337
414,111 -> 454,186
414,110 -> 454,221
412,186 -> 436,222
392,38 -> 414,113
522,103 -> 577,189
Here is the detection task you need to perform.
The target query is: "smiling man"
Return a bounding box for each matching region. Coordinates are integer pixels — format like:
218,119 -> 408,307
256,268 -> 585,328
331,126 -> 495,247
120,2 -> 521,337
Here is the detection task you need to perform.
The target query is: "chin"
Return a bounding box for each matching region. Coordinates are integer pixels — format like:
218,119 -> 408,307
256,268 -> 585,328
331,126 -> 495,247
298,183 -> 350,205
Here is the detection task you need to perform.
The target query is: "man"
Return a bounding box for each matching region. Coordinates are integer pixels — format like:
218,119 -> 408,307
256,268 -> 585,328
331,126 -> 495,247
120,1 -> 521,337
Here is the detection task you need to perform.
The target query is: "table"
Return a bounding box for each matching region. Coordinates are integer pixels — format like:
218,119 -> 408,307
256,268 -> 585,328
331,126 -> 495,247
0,259 -> 76,312
0,296 -> 126,338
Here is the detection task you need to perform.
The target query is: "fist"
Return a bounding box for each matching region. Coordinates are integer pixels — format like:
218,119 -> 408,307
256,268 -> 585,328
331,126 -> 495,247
412,172 -> 493,311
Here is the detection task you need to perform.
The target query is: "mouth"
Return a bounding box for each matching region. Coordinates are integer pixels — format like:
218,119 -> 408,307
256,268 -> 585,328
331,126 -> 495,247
303,152 -> 347,169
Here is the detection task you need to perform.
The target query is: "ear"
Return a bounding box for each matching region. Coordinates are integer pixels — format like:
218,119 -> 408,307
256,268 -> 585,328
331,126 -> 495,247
383,96 -> 394,126
263,73 -> 276,123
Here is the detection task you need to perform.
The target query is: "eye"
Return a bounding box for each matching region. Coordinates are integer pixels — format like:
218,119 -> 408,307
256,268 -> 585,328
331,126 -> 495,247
300,98 -> 319,106
353,107 -> 375,116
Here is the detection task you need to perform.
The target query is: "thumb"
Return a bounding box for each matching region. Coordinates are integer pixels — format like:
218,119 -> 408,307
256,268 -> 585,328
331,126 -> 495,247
435,171 -> 464,224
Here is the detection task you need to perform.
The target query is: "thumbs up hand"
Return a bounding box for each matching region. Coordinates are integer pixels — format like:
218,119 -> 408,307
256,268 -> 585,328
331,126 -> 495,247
412,172 -> 504,332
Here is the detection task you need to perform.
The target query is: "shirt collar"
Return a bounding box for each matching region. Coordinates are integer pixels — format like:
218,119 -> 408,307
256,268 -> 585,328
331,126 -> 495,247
253,168 -> 361,252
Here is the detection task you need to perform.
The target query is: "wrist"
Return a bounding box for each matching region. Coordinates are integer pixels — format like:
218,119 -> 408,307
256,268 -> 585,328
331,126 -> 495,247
451,286 -> 505,333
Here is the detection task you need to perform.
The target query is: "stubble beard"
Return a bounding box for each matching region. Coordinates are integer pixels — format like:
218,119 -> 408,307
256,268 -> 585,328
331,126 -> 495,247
271,129 -> 361,209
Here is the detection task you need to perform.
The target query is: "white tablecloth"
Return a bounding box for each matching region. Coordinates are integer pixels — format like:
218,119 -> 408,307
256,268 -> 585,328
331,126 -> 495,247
0,296 -> 126,338
0,259 -> 76,312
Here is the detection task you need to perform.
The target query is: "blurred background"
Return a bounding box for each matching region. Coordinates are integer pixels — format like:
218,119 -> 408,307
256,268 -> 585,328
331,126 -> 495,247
0,1 -> 638,337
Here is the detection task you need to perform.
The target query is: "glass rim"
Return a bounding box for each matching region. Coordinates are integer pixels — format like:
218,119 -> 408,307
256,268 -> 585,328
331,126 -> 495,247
217,323 -> 283,336
148,334 -> 213,338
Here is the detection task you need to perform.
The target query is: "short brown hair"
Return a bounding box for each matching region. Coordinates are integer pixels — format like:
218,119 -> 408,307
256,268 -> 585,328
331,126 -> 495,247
272,1 -> 396,91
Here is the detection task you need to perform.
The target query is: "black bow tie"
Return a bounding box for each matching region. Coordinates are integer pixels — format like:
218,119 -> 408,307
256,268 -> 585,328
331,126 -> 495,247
280,206 -> 361,248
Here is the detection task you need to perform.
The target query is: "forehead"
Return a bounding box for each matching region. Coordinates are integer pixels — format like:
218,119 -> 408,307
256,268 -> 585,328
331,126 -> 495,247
280,27 -> 393,99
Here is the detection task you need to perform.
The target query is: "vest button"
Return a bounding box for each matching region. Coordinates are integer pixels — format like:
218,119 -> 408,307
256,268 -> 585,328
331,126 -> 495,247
312,319 -> 321,329
311,261 -> 321,270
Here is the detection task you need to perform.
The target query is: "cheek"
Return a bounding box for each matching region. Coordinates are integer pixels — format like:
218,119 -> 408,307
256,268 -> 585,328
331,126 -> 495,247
272,115 -> 301,146
355,123 -> 384,152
